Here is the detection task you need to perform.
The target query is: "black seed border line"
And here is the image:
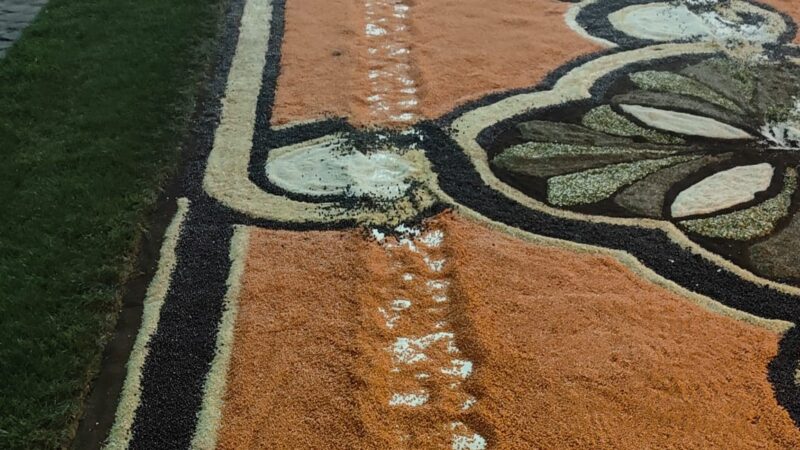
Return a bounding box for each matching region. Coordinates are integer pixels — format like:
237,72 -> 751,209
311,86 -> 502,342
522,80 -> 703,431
129,210 -> 234,449
125,0 -> 246,445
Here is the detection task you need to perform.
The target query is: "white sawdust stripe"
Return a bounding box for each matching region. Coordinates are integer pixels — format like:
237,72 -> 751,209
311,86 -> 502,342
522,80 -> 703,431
191,226 -> 251,450
105,198 -> 190,450
378,227 -> 485,446
363,0 -> 420,123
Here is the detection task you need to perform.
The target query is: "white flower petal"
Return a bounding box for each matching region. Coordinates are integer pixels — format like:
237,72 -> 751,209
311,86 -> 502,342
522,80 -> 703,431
609,3 -> 710,42
621,104 -> 753,140
671,163 -> 774,218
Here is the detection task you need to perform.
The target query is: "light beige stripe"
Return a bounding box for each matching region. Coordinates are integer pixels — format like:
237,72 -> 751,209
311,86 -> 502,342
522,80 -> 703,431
191,226 -> 251,450
104,198 -> 190,450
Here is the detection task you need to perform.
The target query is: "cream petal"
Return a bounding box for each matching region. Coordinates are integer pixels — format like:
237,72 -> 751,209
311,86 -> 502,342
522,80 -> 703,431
608,3 -> 710,42
621,104 -> 753,140
265,135 -> 413,199
671,162 -> 774,218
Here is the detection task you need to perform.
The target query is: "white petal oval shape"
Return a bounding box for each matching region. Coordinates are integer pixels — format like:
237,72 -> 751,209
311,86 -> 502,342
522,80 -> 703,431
621,104 -> 753,140
265,136 -> 413,199
609,3 -> 710,42
671,162 -> 774,218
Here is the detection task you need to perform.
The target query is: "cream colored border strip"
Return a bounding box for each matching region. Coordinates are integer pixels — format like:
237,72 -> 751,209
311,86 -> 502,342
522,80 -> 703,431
202,0 -> 352,222
105,198 -> 190,450
190,226 -> 251,450
565,0 -> 617,48
433,186 -> 793,334
449,41 -> 800,297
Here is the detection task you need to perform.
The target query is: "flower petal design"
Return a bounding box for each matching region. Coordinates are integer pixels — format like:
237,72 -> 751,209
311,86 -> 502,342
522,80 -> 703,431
547,155 -> 697,207
608,3 -> 709,42
582,105 -> 683,144
620,104 -> 753,140
670,162 -> 775,218
629,71 -> 743,113
517,120 -> 631,146
748,209 -> 800,279
680,58 -> 756,107
680,169 -> 796,240
492,142 -> 678,178
614,153 -> 732,218
266,135 -> 413,199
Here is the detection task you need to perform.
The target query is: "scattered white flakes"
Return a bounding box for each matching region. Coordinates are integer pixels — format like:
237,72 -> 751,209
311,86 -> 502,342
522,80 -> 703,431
452,433 -> 487,450
427,280 -> 450,290
390,47 -> 410,56
447,339 -> 460,354
424,256 -> 445,272
366,23 -> 387,36
435,320 -> 447,329
391,113 -> 416,122
415,372 -> 430,380
402,273 -> 414,281
398,76 -> 416,86
389,391 -> 429,407
461,396 -> 477,411
419,229 -> 444,248
397,237 -> 419,253
398,98 -> 418,107
367,94 -> 384,102
400,87 -> 417,94
368,47 -> 378,55
378,307 -> 400,329
392,332 -> 455,364
433,295 -> 448,303
395,224 -> 421,236
371,229 -> 386,241
392,299 -> 412,310
442,359 -> 473,379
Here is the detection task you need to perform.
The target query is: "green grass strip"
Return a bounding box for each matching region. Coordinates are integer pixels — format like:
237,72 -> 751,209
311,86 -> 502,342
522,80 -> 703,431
0,0 -> 223,447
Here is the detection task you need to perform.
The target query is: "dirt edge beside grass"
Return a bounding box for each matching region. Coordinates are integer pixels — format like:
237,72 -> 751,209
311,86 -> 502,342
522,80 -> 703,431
69,2 -> 235,448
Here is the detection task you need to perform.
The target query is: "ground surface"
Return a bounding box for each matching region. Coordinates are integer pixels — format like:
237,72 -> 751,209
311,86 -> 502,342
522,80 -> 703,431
0,0 -> 223,447
79,0 -> 800,448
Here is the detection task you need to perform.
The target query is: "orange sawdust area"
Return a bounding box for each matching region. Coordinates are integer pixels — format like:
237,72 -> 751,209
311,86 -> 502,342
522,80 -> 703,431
270,0 -> 600,127
761,0 -> 800,44
216,213 -> 800,448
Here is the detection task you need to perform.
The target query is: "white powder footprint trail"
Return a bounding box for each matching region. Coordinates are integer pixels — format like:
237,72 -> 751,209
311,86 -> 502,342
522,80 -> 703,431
372,225 -> 486,449
363,0 -> 420,124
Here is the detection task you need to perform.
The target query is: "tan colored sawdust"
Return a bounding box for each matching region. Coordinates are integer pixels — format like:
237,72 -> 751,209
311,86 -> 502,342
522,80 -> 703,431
271,0 -> 600,126
215,213 -> 800,448
441,214 -> 800,449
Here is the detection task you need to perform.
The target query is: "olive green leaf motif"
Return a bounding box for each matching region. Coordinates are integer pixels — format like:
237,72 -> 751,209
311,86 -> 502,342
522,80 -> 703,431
489,56 -> 800,280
